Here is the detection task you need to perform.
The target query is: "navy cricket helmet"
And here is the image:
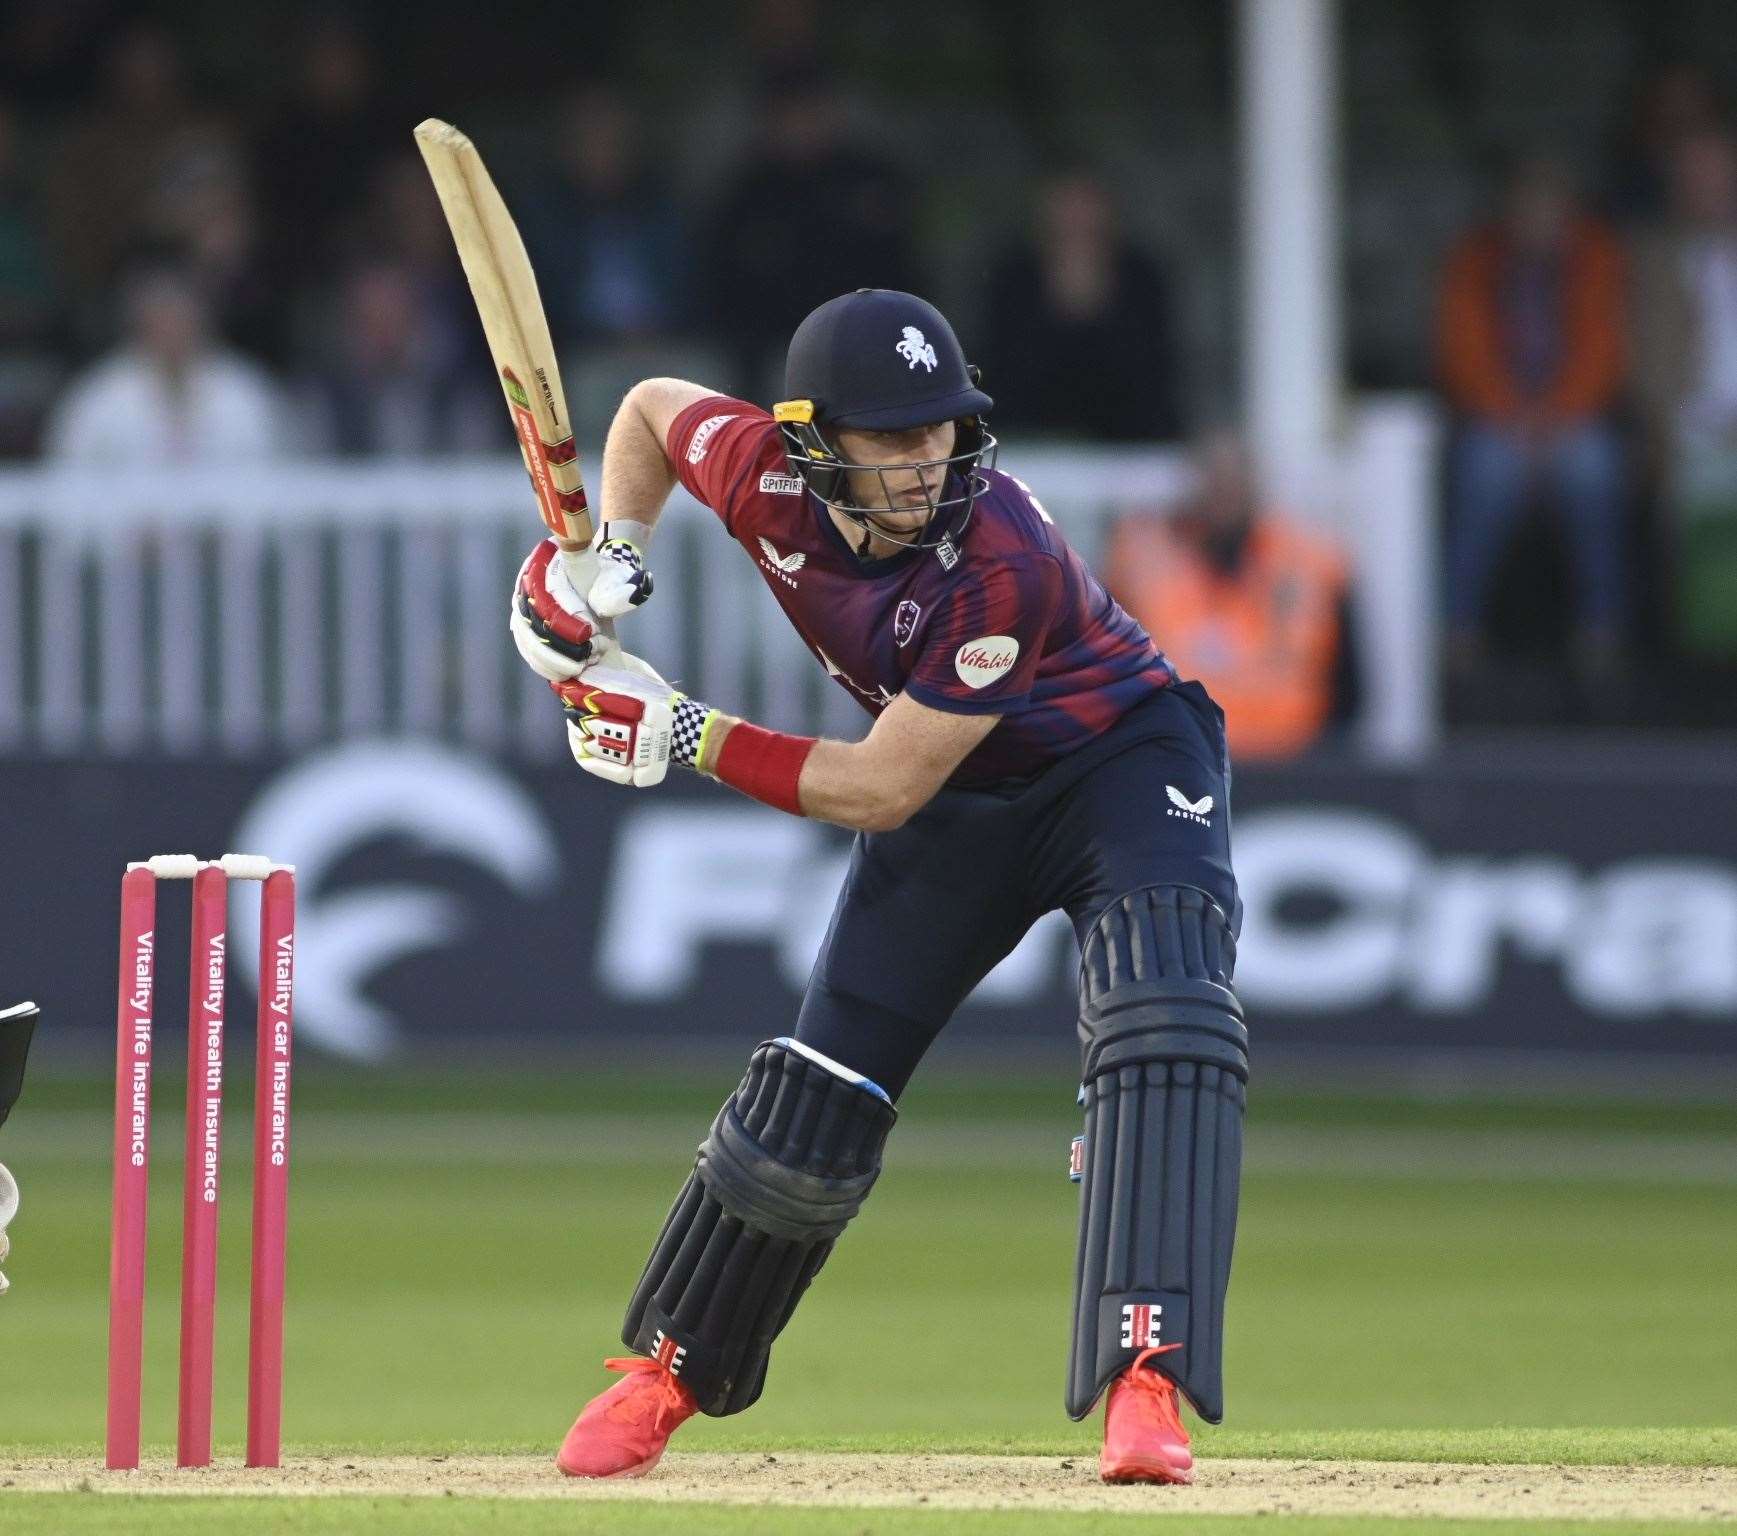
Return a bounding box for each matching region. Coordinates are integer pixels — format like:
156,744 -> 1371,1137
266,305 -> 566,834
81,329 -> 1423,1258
775,289 -> 996,562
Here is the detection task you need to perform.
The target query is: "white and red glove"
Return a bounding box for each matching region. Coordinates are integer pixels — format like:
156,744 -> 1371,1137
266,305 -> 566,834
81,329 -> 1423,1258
555,656 -> 720,789
509,525 -> 655,685
0,1161 -> 16,1296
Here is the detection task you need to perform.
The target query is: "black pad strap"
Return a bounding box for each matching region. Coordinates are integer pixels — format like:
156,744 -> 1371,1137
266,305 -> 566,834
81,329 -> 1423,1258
0,1002 -> 39,1133
1068,886 -> 1247,1424
623,1038 -> 896,1415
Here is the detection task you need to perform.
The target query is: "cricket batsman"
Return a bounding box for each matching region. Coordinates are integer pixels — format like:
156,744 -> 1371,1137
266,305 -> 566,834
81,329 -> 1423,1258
509,290 -> 1246,1485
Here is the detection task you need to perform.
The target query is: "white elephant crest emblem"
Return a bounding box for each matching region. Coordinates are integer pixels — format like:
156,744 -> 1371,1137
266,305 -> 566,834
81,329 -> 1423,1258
895,326 -> 938,371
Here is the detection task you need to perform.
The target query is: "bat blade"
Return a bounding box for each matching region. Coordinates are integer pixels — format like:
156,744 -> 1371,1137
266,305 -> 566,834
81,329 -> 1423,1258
414,117 -> 592,547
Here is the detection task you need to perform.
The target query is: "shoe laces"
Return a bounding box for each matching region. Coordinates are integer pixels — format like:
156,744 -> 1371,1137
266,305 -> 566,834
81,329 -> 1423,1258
601,1356 -> 693,1431
1123,1343 -> 1186,1426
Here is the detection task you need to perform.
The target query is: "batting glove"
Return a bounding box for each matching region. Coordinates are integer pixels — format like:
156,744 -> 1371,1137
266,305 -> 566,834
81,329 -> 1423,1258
509,526 -> 656,686
511,539 -> 607,684
587,520 -> 656,617
555,653 -> 719,789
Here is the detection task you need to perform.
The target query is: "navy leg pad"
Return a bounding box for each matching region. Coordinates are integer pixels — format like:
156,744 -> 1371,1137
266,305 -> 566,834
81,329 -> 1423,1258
623,1037 -> 896,1416
1068,886 -> 1247,1424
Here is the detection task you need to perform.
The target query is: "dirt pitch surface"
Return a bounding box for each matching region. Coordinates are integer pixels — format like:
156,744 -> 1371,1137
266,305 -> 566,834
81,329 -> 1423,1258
7,1454 -> 1737,1521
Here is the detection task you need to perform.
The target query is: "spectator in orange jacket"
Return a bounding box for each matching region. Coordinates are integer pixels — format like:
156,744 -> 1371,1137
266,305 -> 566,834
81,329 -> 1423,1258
1107,432 -> 1357,762
1437,156 -> 1629,688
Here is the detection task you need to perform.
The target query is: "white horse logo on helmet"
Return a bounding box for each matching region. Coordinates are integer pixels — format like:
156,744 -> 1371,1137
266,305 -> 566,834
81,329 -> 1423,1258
896,326 -> 938,372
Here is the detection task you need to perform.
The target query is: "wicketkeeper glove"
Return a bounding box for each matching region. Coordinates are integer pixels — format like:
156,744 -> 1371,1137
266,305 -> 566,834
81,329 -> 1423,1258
554,654 -> 720,790
1,1000 -> 39,1297
509,529 -> 654,686
0,1162 -> 16,1296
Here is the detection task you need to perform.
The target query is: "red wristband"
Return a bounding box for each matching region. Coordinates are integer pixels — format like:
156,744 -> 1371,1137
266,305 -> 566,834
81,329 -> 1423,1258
712,721 -> 816,816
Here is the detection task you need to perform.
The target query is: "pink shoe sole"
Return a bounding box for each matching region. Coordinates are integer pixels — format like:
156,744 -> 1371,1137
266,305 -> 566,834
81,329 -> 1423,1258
556,1445 -> 668,1480
1101,1453 -> 1194,1486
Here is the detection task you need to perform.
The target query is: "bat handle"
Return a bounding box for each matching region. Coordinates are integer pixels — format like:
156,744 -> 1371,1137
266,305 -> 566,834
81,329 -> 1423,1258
558,546 -> 601,595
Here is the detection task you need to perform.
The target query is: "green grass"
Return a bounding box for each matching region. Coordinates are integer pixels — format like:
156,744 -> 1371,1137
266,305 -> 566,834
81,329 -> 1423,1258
2,1499 -> 1723,1536
3,1070 -> 1733,1472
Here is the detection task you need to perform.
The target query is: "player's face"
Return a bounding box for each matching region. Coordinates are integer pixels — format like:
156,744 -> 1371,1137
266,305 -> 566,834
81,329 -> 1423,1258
833,421 -> 959,532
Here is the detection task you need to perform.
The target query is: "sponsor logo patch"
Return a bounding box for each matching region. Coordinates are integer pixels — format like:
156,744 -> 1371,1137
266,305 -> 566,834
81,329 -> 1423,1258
757,536 -> 805,586
1120,1302 -> 1163,1350
651,1327 -> 689,1375
759,470 -> 805,496
954,635 -> 1018,689
1165,785 -> 1214,824
685,413 -> 737,463
893,599 -> 922,647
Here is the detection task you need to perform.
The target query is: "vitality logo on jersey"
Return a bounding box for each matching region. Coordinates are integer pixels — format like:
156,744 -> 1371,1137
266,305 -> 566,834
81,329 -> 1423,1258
1120,1303 -> 1163,1350
757,536 -> 806,587
685,413 -> 737,463
1166,785 -> 1214,824
896,325 -> 938,371
954,635 -> 1018,689
759,471 -> 805,496
893,599 -> 922,647
650,1328 -> 689,1375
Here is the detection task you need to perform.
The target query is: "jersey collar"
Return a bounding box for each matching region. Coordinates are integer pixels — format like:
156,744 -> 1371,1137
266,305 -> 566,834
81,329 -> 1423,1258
809,491 -> 922,577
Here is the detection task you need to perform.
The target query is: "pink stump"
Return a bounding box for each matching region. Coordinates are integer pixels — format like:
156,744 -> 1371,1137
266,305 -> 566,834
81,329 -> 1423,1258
247,868 -> 295,1467
177,865 -> 227,1466
108,867 -> 158,1470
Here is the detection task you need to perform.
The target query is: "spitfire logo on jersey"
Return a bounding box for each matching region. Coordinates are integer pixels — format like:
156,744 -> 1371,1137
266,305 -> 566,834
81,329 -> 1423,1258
759,470 -> 805,495
895,325 -> 938,371
686,413 -> 737,463
1120,1302 -> 1164,1349
893,599 -> 922,647
954,636 -> 1019,689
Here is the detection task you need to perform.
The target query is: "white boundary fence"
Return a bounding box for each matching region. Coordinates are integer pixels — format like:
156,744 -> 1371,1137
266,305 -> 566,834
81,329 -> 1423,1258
0,449 -> 1215,761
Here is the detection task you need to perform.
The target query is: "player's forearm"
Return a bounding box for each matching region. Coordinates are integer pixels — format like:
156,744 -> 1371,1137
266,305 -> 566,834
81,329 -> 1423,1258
794,737 -> 920,831
697,718 -> 916,833
597,384 -> 680,532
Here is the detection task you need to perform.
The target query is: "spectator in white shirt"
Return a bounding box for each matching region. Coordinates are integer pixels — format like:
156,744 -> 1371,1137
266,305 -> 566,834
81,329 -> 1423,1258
43,261 -> 280,465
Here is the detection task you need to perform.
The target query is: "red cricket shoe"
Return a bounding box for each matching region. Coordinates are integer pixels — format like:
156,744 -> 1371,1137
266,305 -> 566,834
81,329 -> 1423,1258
1100,1343 -> 1194,1485
556,1355 -> 699,1479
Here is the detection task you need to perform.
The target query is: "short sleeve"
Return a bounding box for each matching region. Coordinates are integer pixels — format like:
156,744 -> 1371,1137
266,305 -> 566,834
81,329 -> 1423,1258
903,555 -> 1064,715
666,395 -> 779,533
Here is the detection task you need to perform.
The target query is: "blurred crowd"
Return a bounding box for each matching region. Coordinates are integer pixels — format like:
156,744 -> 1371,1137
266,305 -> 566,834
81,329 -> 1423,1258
0,13 -> 1184,468
1435,65 -> 1737,722
5,8 -> 1737,743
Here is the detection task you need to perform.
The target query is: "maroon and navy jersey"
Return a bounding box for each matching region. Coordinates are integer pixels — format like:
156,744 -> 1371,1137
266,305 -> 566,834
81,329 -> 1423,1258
667,395 -> 1176,786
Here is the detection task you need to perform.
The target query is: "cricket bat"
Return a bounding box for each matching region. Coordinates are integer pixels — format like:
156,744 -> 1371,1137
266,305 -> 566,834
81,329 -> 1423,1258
414,118 -> 593,551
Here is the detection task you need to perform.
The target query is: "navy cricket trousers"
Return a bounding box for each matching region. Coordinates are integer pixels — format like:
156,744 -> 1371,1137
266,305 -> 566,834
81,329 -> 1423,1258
793,681 -> 1240,1100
